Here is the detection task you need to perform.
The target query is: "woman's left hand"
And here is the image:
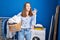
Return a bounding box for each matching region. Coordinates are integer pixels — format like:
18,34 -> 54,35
30,26 -> 34,31
32,8 -> 37,15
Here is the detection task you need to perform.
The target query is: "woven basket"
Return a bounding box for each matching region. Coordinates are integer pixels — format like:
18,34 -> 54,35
8,23 -> 21,32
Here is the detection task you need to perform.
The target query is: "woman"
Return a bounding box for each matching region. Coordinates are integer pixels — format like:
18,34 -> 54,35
18,2 -> 37,40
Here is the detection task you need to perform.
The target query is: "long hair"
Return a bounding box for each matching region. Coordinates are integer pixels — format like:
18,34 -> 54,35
21,2 -> 33,17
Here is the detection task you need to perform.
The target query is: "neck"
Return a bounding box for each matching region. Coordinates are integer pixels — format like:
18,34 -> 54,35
26,11 -> 29,16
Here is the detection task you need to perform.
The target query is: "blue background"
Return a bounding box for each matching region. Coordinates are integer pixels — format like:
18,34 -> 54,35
0,0 -> 59,40
58,0 -> 60,5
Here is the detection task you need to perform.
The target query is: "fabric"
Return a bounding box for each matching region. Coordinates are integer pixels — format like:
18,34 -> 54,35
6,12 -> 36,38
18,28 -> 31,40
6,12 -> 21,38
21,15 -> 36,28
6,24 -> 16,38
18,12 -> 36,40
8,14 -> 21,23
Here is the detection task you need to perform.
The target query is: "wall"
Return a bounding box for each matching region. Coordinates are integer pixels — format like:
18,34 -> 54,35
58,0 -> 60,5
0,0 -> 57,40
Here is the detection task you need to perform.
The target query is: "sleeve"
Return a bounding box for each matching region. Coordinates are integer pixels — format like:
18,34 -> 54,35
31,15 -> 36,26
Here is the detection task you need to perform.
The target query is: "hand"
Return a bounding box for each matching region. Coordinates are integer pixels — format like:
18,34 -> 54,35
32,8 -> 37,15
32,26 -> 34,30
31,26 -> 34,31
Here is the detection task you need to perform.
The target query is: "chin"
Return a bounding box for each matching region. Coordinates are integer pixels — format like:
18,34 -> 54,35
26,9 -> 30,12
27,10 -> 30,12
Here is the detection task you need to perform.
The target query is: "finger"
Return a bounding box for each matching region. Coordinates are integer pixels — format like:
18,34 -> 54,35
34,8 -> 37,12
34,8 -> 37,11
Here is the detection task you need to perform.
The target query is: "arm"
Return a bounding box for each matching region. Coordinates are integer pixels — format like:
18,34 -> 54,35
31,15 -> 36,29
31,8 -> 37,29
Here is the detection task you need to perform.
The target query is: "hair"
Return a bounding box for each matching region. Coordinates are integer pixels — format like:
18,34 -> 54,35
21,2 -> 33,17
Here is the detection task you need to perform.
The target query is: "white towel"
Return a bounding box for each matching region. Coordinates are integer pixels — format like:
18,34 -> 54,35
8,15 -> 21,23
6,23 -> 16,38
6,12 -> 21,38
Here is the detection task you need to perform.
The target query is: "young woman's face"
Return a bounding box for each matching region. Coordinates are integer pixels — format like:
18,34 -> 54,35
26,3 -> 31,12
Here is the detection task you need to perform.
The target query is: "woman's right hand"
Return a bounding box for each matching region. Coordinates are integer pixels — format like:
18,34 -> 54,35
32,8 -> 37,15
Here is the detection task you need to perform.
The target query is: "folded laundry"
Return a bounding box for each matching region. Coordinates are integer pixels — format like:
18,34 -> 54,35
8,15 -> 21,23
34,24 -> 44,30
34,24 -> 43,27
6,24 -> 16,38
6,13 -> 21,39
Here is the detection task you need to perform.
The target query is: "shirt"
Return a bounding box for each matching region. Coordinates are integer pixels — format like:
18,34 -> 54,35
17,12 -> 36,29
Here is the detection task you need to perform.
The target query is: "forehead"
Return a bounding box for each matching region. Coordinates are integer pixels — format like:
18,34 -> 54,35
26,3 -> 30,6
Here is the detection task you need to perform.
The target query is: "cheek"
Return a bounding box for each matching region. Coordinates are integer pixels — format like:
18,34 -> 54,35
26,7 -> 30,10
28,7 -> 30,10
26,7 -> 28,10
